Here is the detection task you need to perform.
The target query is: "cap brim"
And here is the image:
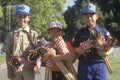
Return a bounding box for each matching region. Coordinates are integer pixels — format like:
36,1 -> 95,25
82,11 -> 96,15
48,27 -> 63,33
16,12 -> 30,15
49,26 -> 62,30
49,27 -> 62,30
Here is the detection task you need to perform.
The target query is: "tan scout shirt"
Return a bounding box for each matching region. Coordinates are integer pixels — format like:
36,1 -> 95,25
1,25 -> 39,79
2,25 -> 38,58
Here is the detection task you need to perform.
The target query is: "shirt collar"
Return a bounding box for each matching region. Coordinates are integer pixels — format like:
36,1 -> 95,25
15,25 -> 30,33
86,24 -> 100,31
23,25 -> 30,33
93,24 -> 101,32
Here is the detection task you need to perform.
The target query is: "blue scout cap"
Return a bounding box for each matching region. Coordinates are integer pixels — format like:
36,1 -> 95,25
82,3 -> 96,14
16,4 -> 30,15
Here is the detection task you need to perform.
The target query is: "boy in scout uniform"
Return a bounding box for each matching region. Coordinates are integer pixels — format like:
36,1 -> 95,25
73,3 -> 113,80
2,4 -> 39,80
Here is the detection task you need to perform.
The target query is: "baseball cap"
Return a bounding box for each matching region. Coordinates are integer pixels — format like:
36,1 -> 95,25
82,3 -> 96,14
49,21 -> 63,30
16,4 -> 30,15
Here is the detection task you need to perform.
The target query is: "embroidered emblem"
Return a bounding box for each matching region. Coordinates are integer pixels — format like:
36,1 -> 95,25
86,4 -> 91,9
20,6 -> 25,10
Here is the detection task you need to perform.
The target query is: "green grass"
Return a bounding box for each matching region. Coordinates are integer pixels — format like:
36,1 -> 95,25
0,54 -> 6,64
107,57 -> 120,80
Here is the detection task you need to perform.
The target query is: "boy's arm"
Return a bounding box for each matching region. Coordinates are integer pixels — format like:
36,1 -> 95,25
50,40 -> 79,62
2,32 -> 14,79
74,39 -> 94,55
74,47 -> 86,55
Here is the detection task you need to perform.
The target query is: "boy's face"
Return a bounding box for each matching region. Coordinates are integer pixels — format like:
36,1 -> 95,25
49,28 -> 63,40
83,13 -> 98,28
16,14 -> 30,28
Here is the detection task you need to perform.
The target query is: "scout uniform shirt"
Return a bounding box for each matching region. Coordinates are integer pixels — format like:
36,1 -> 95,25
2,25 -> 38,58
73,25 -> 111,63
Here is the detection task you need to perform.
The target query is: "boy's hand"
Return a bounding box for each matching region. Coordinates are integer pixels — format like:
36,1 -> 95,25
80,39 -> 93,52
51,55 -> 61,62
46,48 -> 56,56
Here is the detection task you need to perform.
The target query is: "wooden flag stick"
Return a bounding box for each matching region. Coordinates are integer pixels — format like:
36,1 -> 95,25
58,61 -> 77,80
45,67 -> 52,80
103,57 -> 113,74
45,67 -> 49,80
55,61 -> 76,80
55,62 -> 71,80
48,67 -> 52,80
66,62 -> 77,79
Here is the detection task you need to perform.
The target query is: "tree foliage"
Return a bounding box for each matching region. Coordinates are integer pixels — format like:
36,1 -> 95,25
0,0 -> 66,39
64,0 -> 86,41
95,0 -> 120,41
0,6 -> 2,17
19,0 -> 66,39
0,0 -> 25,32
64,0 -> 120,43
